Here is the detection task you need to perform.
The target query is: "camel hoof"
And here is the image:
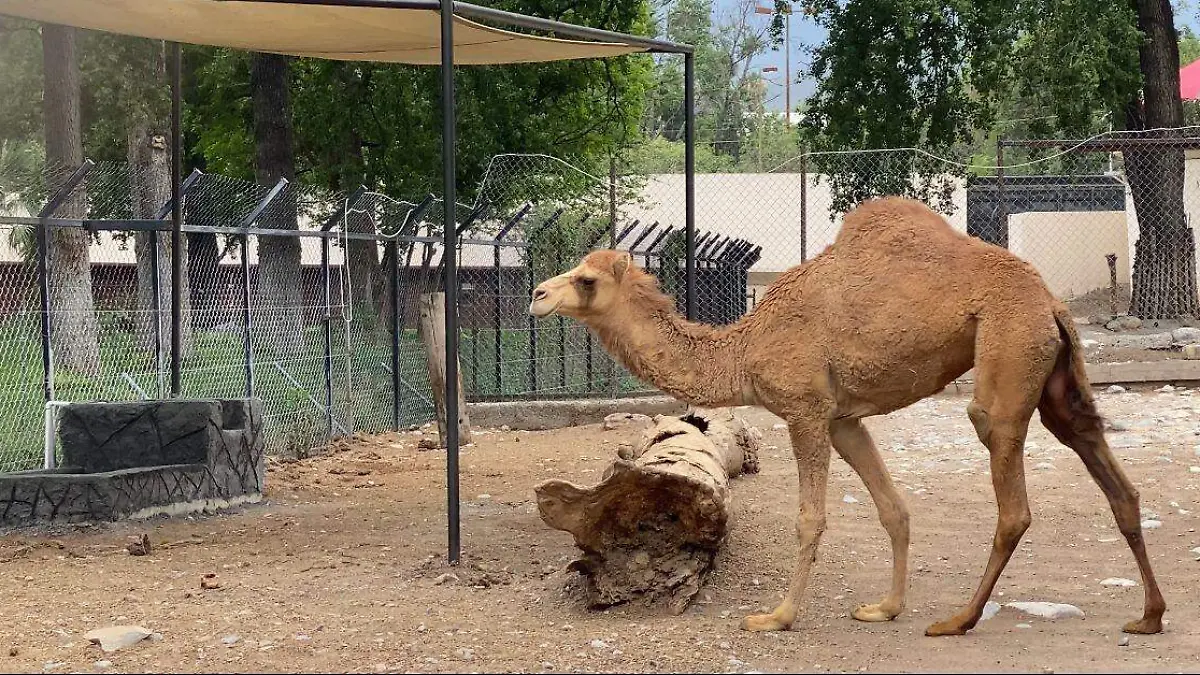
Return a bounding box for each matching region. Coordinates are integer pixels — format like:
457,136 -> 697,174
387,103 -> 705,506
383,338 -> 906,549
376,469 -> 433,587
1122,617 -> 1163,635
741,612 -> 791,632
924,619 -> 971,637
852,603 -> 900,623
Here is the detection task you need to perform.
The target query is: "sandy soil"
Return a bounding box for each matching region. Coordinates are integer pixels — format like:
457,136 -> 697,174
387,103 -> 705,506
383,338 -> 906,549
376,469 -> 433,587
2,387 -> 1199,674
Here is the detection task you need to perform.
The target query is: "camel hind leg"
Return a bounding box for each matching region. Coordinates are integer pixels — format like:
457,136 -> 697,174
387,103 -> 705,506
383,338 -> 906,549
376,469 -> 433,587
925,318 -> 1057,637
1037,330 -> 1166,634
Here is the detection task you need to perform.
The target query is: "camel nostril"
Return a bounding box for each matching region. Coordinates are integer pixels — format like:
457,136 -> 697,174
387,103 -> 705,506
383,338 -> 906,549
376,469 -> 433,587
533,288 -> 548,301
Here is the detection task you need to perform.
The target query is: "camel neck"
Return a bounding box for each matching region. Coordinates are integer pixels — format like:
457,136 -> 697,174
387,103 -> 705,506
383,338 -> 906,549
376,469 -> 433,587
590,304 -> 750,408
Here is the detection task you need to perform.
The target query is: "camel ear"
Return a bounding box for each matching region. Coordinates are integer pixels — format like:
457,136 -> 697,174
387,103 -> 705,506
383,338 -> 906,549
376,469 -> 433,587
611,251 -> 632,282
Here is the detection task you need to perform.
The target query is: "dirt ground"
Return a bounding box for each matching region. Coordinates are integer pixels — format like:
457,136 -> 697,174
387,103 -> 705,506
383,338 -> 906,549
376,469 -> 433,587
3,387 -> 1200,674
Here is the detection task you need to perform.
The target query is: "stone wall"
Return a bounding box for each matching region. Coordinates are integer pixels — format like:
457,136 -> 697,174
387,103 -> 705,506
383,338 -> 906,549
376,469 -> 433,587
0,399 -> 264,527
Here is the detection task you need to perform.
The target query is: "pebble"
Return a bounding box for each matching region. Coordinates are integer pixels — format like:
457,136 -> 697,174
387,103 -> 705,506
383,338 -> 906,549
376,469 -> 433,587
1190,466 -> 1200,474
1100,577 -> 1138,587
1107,385 -> 1127,394
221,635 -> 240,646
1141,519 -> 1163,529
1190,546 -> 1200,558
456,647 -> 475,661
590,639 -> 609,650
93,661 -> 112,670
1033,462 -> 1056,471
842,494 -> 859,504
1015,623 -> 1033,629
1119,636 -> 1130,647
434,573 -> 459,585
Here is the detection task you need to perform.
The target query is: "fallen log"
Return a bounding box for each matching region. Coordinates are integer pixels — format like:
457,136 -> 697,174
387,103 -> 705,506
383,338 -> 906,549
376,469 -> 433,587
534,408 -> 761,614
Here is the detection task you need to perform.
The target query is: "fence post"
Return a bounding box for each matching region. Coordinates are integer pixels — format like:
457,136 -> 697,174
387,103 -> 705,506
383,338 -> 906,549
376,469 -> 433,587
36,160 -> 94,405
237,177 -> 289,399
996,137 -> 1007,248
322,234 -> 334,440
391,238 -> 402,431
800,151 -> 808,263
152,168 -> 202,399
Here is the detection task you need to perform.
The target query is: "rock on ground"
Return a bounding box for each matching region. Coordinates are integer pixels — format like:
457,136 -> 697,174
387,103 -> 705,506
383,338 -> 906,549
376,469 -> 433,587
84,626 -> 153,653
1005,602 -> 1084,620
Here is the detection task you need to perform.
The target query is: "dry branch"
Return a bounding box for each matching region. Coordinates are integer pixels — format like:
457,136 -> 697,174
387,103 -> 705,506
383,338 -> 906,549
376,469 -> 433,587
535,408 -> 761,613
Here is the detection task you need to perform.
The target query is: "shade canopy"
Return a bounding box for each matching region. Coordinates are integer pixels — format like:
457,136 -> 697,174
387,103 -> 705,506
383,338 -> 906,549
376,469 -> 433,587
1183,58 -> 1200,101
0,0 -> 650,64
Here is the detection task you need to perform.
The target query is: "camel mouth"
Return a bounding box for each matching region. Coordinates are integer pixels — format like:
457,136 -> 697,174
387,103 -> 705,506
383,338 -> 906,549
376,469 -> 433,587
529,298 -> 562,318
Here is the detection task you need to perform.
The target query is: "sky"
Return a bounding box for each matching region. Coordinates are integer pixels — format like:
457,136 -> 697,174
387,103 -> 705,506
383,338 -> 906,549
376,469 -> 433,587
707,1 -> 1200,115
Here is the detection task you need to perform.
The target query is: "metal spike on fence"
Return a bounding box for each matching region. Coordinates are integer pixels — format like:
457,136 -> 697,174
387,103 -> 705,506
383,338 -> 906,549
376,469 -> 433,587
153,168 -> 203,220
495,203 -> 532,241
626,222 -> 658,254
319,185 -> 368,232
646,225 -> 676,255
525,207 -> 566,240
455,199 -> 491,237
612,220 -> 640,248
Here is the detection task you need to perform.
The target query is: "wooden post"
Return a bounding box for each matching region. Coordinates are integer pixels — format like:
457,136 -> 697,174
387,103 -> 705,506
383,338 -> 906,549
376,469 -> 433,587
418,292 -> 472,447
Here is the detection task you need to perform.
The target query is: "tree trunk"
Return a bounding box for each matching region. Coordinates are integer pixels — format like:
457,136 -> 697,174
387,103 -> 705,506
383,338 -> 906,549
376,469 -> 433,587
1125,0 -> 1198,319
41,23 -> 100,376
535,408 -> 761,613
128,124 -> 193,364
417,292 -> 471,446
250,52 -> 302,358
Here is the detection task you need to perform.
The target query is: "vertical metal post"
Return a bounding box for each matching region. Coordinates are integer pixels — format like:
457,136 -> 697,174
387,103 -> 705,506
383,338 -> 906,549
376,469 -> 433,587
996,138 -> 1008,248
36,161 -> 93,405
556,249 -> 566,390
440,0 -> 461,565
800,151 -> 808,262
390,239 -> 402,431
170,41 -> 183,397
493,242 -> 502,394
151,230 -> 164,396
241,232 -> 254,398
684,52 -> 697,321
321,235 -> 334,440
527,250 -> 538,393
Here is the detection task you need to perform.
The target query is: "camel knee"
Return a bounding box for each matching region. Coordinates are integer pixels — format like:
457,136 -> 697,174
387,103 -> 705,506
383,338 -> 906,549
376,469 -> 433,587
877,500 -> 910,544
795,514 -> 827,545
997,509 -> 1031,547
967,401 -> 990,445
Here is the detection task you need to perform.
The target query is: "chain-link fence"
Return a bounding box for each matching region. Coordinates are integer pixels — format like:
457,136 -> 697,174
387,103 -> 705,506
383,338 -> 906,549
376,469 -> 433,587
5,132 -> 1200,472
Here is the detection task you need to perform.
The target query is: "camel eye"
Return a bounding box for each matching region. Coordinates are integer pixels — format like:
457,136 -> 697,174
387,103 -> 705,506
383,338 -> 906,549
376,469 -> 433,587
577,277 -> 596,288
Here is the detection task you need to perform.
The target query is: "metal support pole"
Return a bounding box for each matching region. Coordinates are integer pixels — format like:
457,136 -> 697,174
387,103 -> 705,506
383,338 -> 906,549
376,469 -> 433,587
493,241 -> 502,394
169,41 -> 184,397
151,229 -> 164,397
684,52 -> 697,321
390,239 -> 402,431
800,151 -> 808,262
36,161 -> 94,404
440,0 -> 461,565
241,232 -> 254,398
996,138 -> 1008,249
322,236 -> 334,440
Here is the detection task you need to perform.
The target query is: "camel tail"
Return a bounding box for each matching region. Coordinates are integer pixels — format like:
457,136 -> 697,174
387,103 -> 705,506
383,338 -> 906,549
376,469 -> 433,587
1039,307 -> 1104,437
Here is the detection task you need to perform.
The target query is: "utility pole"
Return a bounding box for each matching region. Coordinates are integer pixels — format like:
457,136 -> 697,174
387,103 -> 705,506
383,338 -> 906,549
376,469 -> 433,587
756,1 -> 794,125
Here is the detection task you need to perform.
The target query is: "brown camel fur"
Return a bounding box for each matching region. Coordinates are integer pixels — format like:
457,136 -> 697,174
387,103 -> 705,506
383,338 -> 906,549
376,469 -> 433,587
528,196 -> 1166,637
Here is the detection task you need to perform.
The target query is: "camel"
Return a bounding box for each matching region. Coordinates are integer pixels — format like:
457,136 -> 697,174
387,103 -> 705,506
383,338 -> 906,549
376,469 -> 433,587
528,196 -> 1165,637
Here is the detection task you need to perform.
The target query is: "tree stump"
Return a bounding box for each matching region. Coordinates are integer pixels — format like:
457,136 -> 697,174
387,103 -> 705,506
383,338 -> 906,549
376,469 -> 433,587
534,408 -> 761,614
417,292 -> 471,447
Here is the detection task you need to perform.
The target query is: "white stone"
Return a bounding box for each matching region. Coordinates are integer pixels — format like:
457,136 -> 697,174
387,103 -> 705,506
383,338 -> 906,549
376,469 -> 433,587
1100,577 -> 1138,587
1004,601 -> 1084,620
1142,519 -> 1163,530
1190,546 -> 1200,558
1015,623 -> 1033,629
84,626 -> 154,653
842,494 -> 859,504
1189,466 -> 1200,474
589,639 -> 609,650
221,635 -> 240,646
1033,462 -> 1056,471
980,601 -> 1002,621
1107,385 -> 1127,394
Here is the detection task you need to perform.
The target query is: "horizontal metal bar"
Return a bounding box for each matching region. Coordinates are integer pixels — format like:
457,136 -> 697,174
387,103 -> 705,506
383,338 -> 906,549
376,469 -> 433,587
218,0 -> 440,9
452,1 -> 692,54
461,238 -> 528,248
998,137 -> 1200,151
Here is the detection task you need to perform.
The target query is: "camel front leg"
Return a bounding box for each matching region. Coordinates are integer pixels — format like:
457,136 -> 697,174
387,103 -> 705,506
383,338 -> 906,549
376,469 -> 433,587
742,417 -> 831,632
830,418 -> 909,622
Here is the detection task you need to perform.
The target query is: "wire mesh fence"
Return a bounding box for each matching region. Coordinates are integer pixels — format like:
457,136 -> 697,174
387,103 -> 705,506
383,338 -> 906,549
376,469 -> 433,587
4,132 -> 1200,472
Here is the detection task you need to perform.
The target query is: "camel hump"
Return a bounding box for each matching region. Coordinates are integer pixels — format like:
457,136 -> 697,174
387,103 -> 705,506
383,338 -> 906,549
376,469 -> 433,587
833,197 -> 958,247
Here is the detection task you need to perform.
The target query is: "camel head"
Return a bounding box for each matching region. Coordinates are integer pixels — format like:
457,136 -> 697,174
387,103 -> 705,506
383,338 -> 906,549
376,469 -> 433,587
529,249 -> 637,321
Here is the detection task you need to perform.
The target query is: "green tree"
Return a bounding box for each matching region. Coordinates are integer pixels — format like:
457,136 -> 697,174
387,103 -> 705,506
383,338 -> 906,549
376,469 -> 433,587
794,0 -> 1194,318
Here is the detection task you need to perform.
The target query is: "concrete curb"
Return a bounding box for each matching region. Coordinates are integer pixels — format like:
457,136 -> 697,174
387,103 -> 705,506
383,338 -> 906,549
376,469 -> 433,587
467,396 -> 687,431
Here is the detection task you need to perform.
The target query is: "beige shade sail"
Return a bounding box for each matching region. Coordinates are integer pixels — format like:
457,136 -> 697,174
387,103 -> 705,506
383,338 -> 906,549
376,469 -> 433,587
0,0 -> 650,64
